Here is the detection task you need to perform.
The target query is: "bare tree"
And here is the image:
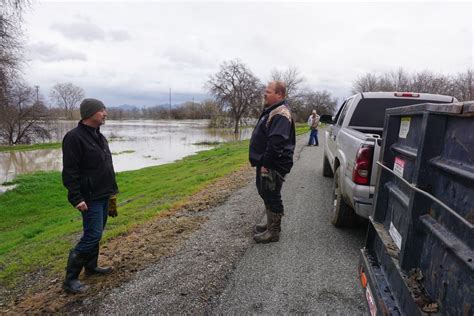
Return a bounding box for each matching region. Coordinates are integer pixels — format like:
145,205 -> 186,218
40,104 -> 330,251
290,89 -> 337,122
50,82 -> 85,119
207,60 -> 263,133
352,73 -> 379,93
352,68 -> 473,101
270,67 -> 305,99
453,69 -> 474,101
0,80 -> 52,145
1,0 -> 30,106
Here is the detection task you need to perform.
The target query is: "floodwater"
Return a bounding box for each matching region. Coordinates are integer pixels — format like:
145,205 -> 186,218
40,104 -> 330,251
0,120 -> 253,192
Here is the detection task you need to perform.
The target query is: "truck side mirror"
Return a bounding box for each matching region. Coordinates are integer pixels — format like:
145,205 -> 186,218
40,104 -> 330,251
320,115 -> 334,124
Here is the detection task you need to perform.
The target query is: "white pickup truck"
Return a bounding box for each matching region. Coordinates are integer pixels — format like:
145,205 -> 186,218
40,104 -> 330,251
320,92 -> 456,227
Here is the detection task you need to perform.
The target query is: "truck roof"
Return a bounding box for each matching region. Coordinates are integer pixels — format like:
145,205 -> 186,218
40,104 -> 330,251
357,91 -> 456,103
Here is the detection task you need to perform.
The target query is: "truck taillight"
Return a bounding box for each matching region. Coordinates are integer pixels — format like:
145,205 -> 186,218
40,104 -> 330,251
353,145 -> 373,185
394,92 -> 420,97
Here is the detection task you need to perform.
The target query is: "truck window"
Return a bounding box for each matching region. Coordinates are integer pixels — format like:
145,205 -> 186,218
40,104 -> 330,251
349,98 -> 450,128
337,98 -> 353,126
333,100 -> 346,123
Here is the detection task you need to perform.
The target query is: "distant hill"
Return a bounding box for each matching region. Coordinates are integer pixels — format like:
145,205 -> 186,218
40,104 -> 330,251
111,104 -> 139,111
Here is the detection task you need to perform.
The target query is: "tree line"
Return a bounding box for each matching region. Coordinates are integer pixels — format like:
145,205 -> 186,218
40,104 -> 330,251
352,68 -> 473,101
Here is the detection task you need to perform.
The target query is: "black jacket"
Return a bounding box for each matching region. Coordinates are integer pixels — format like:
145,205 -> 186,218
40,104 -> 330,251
249,100 -> 296,175
62,122 -> 119,207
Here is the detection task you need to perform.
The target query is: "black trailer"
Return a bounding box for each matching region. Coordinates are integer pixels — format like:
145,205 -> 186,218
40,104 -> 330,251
359,101 -> 474,315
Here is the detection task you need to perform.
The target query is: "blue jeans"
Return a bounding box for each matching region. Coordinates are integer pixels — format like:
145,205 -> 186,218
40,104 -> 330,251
308,129 -> 319,145
74,198 -> 109,254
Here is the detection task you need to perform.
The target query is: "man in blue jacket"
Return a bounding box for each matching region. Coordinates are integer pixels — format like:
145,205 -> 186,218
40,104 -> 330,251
62,98 -> 119,293
249,81 -> 296,243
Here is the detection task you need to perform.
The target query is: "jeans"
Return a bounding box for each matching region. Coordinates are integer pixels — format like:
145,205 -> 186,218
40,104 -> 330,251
74,198 -> 109,254
308,129 -> 319,145
256,167 -> 285,214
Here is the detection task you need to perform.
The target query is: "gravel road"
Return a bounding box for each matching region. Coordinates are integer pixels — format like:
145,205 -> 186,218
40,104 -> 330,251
98,133 -> 368,314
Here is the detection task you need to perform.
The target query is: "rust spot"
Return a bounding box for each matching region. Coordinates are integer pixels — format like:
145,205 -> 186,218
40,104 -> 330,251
406,268 -> 437,310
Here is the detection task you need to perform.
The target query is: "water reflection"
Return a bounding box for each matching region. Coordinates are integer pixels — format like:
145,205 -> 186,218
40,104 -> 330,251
0,120 -> 253,187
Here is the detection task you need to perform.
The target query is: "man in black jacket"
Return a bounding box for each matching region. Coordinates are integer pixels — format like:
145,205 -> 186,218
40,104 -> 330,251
62,98 -> 119,293
249,81 -> 295,243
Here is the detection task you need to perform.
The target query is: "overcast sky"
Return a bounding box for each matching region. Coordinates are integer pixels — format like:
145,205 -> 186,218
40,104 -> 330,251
23,0 -> 473,107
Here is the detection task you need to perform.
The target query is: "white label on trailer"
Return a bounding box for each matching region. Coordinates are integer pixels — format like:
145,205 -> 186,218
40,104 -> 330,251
366,285 -> 377,316
399,117 -> 411,138
389,221 -> 402,250
393,157 -> 405,178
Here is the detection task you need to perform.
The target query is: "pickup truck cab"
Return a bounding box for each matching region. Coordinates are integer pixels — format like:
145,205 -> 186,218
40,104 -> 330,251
320,92 -> 456,227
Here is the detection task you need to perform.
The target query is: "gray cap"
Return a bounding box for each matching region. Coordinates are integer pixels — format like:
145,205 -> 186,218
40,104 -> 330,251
80,98 -> 106,119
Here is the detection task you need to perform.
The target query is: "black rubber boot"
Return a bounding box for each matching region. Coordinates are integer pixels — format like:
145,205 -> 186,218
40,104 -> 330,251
84,247 -> 112,276
254,212 -> 283,244
62,249 -> 89,294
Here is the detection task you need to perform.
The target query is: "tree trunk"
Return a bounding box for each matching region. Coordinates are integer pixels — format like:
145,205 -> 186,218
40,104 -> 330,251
233,116 -> 240,134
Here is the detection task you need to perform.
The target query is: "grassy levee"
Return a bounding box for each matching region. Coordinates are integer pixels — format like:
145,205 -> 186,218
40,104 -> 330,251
0,124 -> 308,288
0,142 -> 62,153
0,140 -> 249,288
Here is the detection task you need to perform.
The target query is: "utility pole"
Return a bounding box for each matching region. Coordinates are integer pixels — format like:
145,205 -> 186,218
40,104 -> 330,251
169,88 -> 171,120
34,85 -> 39,104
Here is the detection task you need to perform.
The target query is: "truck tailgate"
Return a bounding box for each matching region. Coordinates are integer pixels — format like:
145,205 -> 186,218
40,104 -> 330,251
359,102 -> 474,315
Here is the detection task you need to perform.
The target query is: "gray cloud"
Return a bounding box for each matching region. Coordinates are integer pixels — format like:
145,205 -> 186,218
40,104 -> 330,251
108,30 -> 131,42
161,46 -> 213,69
28,42 -> 87,62
51,21 -> 106,41
51,20 -> 131,42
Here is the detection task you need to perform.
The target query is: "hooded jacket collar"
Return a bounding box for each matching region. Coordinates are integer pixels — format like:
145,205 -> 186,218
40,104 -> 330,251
261,99 -> 287,118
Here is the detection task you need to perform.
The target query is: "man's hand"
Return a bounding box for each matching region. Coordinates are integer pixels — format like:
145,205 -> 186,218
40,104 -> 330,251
260,166 -> 269,174
75,201 -> 88,212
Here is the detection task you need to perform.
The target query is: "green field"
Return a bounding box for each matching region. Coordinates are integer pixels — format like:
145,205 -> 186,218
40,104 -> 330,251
0,124 -> 309,288
0,142 -> 62,152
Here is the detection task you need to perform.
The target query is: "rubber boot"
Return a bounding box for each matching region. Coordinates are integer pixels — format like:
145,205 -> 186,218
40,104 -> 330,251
254,207 -> 281,234
253,207 -> 271,234
62,249 -> 89,294
254,212 -> 283,244
84,246 -> 112,276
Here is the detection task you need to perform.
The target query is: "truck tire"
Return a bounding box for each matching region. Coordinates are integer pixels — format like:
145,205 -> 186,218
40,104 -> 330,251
322,153 -> 334,177
331,167 -> 356,227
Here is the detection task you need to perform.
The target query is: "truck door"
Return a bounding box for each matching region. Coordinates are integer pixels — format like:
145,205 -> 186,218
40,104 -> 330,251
328,98 -> 353,162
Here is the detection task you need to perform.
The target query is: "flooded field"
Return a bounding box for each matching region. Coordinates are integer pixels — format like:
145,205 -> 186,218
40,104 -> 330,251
0,120 -> 252,189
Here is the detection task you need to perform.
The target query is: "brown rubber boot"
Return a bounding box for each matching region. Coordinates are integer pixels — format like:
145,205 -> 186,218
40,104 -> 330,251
253,207 -> 271,234
254,212 -> 283,244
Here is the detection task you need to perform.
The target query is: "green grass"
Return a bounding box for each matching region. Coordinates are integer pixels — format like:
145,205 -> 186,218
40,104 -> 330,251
0,142 -> 61,152
0,140 -> 250,288
295,123 -> 310,135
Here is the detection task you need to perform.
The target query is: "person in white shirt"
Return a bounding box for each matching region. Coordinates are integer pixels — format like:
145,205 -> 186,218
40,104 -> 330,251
307,110 -> 320,146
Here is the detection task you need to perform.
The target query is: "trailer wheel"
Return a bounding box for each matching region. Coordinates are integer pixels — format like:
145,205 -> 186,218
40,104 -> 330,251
322,153 -> 334,177
331,167 -> 355,227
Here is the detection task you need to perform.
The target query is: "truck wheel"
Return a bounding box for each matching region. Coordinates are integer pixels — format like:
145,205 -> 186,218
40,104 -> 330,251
331,167 -> 355,227
322,153 -> 334,177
